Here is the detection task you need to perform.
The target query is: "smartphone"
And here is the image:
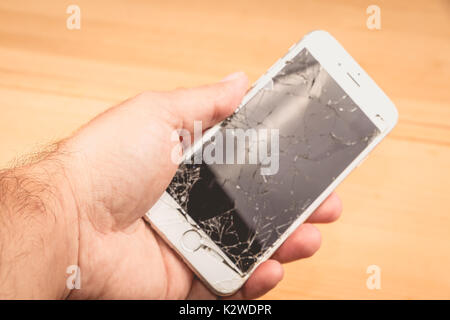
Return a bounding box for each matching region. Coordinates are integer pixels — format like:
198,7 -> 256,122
145,31 -> 398,296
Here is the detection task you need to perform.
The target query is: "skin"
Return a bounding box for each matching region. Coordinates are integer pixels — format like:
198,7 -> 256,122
0,72 -> 342,299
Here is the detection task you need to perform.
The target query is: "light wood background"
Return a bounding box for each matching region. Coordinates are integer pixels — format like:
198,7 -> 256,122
0,0 -> 449,299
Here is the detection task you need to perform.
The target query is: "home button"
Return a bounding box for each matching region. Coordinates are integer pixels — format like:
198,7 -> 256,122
181,230 -> 202,252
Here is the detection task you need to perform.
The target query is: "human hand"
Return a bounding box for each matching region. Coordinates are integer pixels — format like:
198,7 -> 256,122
0,72 -> 342,299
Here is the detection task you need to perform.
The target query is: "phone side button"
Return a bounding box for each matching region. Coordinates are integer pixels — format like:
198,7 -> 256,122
180,229 -> 202,252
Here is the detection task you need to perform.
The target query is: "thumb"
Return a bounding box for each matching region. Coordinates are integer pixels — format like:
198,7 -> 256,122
168,72 -> 249,133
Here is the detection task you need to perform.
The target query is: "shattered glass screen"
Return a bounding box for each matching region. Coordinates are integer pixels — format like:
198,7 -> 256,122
167,49 -> 380,274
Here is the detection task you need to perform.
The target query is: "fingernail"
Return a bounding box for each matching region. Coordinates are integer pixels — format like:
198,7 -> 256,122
220,71 -> 245,82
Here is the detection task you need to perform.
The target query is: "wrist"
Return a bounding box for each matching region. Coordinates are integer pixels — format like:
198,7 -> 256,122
0,152 -> 79,299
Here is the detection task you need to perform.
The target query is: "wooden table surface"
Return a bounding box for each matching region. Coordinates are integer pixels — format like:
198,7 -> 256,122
0,0 -> 449,299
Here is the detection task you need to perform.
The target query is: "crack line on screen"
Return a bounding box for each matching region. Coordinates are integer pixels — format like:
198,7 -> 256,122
167,49 -> 379,275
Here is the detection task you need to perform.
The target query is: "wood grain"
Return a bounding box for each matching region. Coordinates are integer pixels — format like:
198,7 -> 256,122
0,0 -> 449,299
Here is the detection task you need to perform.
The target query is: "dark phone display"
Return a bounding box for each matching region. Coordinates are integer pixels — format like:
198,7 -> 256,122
167,49 -> 379,273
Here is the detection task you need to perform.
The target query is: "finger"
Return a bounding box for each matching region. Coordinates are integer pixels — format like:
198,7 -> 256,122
226,259 -> 284,300
306,192 -> 342,223
169,72 -> 249,132
271,223 -> 321,264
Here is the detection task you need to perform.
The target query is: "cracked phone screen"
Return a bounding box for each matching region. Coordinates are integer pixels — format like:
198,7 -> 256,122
167,48 -> 380,274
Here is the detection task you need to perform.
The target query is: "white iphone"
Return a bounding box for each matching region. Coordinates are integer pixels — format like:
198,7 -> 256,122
145,30 -> 398,296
